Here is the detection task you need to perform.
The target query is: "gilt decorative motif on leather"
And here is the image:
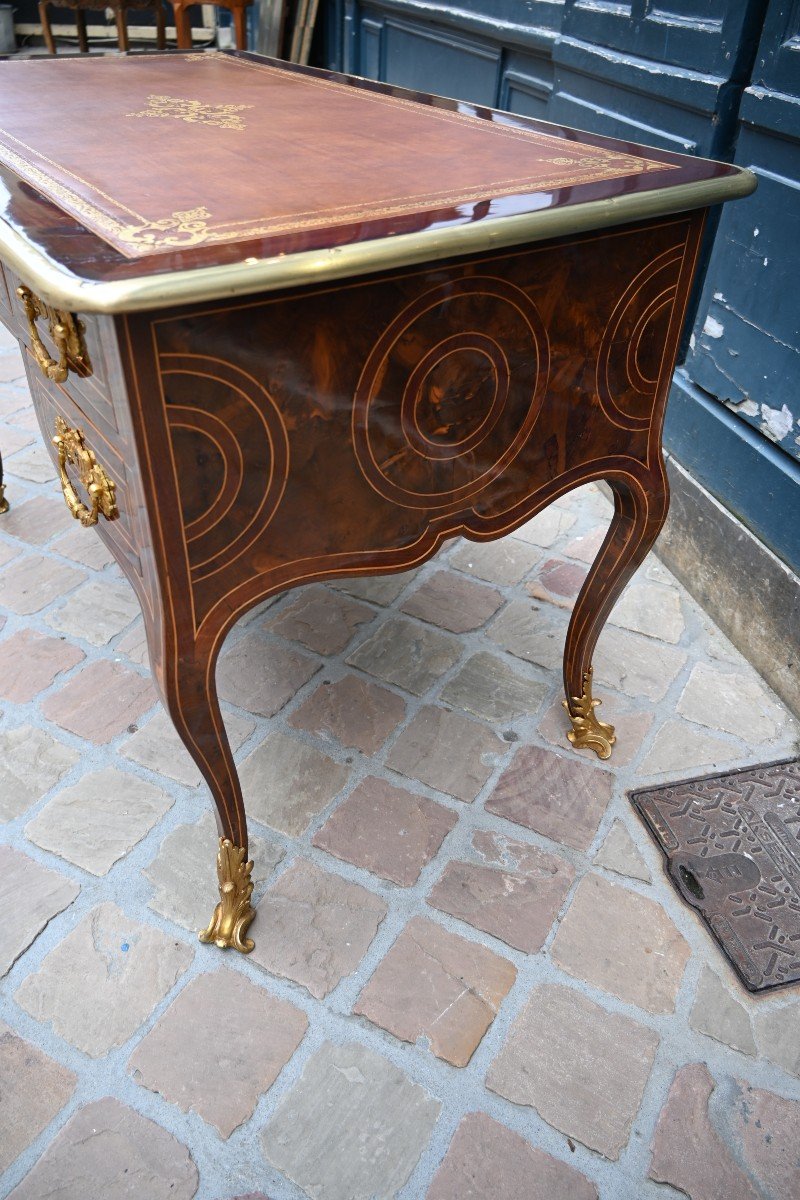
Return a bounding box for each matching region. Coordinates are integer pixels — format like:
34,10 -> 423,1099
126,94 -> 254,131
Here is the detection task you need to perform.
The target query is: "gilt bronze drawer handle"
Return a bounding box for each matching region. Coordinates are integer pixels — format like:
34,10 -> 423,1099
53,416 -> 119,527
17,285 -> 92,384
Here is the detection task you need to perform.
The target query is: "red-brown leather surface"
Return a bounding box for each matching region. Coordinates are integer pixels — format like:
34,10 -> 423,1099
0,52 -> 675,259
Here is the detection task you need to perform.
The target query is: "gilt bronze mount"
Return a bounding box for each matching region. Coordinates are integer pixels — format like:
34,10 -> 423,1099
53,416 -> 119,528
199,838 -> 256,953
17,285 -> 92,384
564,667 -> 617,760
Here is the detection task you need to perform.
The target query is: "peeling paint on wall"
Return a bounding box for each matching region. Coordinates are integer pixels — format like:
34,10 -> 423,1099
737,399 -> 760,417
703,315 -> 725,339
760,403 -> 795,442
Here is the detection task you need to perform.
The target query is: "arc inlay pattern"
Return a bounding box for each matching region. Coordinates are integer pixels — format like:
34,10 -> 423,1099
169,406 -> 240,540
596,244 -> 684,431
160,353 -> 289,582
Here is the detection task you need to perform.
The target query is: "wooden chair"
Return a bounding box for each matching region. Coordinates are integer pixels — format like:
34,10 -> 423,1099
171,0 -> 251,50
39,0 -> 166,54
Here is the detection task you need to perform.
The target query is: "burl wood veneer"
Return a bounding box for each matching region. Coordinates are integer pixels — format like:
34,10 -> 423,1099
0,51 -> 754,951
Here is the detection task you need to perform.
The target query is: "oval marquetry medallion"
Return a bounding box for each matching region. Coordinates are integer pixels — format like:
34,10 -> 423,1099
353,276 -> 549,512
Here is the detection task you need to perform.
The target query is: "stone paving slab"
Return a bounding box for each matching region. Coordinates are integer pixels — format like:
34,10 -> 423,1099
15,902 -> 193,1057
250,859 -> 387,999
648,1063 -> 800,1200
265,585 -> 375,655
427,829 -> 575,952
486,743 -> 613,850
2,352 -> 800,1200
217,633 -> 319,717
6,1097 -> 199,1200
128,969 -> 308,1137
289,672 -> 406,754
487,981 -> 660,1159
239,730 -> 351,835
689,966 -> 757,1056
550,872 -> 691,1013
449,538 -> 541,585
0,724 -> 79,821
354,916 -> 516,1066
0,628 -> 85,700
25,766 -> 173,875
592,817 -> 652,882
427,1111 -> 598,1200
261,1041 -> 441,1200
385,704 -> 505,802
46,577 -> 141,646
0,1021 -> 76,1173
40,657 -> 157,743
313,776 -> 457,886
0,847 -> 80,977
0,554 -> 85,615
346,615 -> 461,695
439,650 -> 548,723
400,569 -> 504,633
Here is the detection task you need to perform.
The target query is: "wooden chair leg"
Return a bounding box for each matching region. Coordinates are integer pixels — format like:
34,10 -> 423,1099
155,0 -> 166,49
114,4 -> 129,50
0,447 -> 8,516
172,0 -> 193,49
232,3 -> 248,49
75,7 -> 89,52
38,0 -> 57,54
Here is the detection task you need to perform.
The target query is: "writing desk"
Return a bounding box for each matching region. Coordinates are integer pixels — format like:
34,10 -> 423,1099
0,51 -> 753,951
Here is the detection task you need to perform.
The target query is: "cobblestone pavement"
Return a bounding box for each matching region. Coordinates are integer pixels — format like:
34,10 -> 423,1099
1,318 -> 799,1200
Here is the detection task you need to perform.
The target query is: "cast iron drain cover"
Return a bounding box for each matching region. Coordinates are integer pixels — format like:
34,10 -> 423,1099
630,758 -> 800,992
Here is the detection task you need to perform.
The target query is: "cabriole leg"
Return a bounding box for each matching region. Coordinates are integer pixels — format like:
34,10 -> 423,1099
157,637 -> 255,952
562,470 -> 669,759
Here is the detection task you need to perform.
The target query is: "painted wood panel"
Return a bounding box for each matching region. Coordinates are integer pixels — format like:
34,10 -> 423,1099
682,1 -> 800,472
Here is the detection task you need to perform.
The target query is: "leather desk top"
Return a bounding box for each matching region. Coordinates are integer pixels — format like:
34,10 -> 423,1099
0,51 -> 754,311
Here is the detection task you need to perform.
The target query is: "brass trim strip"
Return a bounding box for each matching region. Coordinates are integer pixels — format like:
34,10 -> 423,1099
0,169 -> 755,314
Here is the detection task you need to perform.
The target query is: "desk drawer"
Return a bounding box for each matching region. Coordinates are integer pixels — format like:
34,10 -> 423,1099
28,367 -> 141,575
8,272 -> 123,448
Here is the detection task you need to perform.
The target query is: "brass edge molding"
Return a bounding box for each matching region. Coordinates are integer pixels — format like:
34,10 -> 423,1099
0,170 -> 756,314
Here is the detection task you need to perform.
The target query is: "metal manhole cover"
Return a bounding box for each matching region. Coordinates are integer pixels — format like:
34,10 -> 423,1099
630,758 -> 800,992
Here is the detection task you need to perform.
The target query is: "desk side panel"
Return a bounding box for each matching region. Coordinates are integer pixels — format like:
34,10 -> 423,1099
119,212 -> 705,655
